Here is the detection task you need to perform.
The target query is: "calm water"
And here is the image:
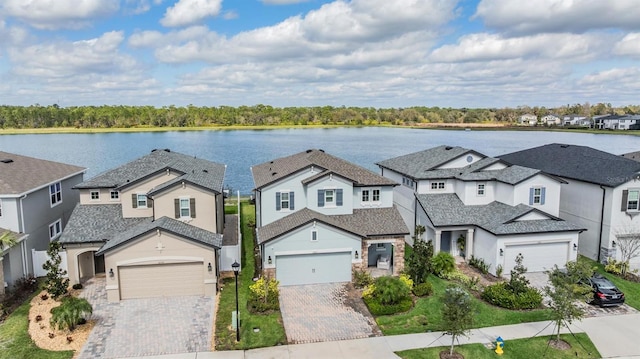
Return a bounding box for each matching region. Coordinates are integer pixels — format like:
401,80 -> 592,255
0,128 -> 638,194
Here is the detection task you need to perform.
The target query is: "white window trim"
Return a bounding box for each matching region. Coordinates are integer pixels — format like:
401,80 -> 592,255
361,187 -> 382,206
311,229 -> 318,242
532,187 -> 542,205
627,189 -> 639,211
90,190 -> 100,201
110,190 -> 120,201
431,181 -> 446,191
477,183 -> 486,197
279,190 -> 291,211
50,182 -> 62,208
49,219 -> 62,240
376,243 -> 386,251
137,193 -> 148,209
179,197 -> 191,218
324,188 -> 336,207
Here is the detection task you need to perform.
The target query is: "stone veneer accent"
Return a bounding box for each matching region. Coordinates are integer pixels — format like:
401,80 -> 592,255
361,236 -> 405,276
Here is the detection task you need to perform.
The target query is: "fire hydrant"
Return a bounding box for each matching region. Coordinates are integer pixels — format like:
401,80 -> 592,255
495,336 -> 504,355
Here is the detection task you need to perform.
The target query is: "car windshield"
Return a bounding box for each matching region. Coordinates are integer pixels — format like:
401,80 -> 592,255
593,279 -> 616,290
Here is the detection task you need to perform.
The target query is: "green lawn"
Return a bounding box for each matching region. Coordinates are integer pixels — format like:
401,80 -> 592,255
215,202 -> 286,350
376,275 -> 553,335
396,333 -> 600,359
579,256 -> 640,310
0,293 -> 73,359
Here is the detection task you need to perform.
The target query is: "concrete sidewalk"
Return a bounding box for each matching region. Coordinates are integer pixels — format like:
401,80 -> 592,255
120,313 -> 640,359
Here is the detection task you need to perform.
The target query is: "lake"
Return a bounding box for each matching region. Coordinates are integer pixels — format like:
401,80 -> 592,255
0,127 -> 638,194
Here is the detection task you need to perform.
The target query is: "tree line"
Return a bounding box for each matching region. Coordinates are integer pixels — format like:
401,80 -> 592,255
0,102 -> 637,129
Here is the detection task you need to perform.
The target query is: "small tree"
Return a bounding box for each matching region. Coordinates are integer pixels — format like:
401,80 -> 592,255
507,253 -> 530,294
43,241 -> 69,299
405,225 -> 434,284
615,227 -> 640,276
0,231 -> 17,251
50,296 -> 92,332
442,286 -> 474,356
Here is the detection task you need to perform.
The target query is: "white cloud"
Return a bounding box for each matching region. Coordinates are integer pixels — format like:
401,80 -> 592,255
1,0 -> 119,30
430,33 -> 603,63
474,0 -> 640,35
160,0 -> 222,27
613,33 -> 640,58
222,10 -> 238,20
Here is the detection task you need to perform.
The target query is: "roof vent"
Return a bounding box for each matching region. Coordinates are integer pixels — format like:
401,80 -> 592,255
151,149 -> 157,152
272,172 -> 277,176
445,146 -> 453,150
306,149 -> 313,153
560,144 -> 570,148
0,159 -> 14,163
164,149 -> 171,152
203,169 -> 208,173
319,149 -> 324,152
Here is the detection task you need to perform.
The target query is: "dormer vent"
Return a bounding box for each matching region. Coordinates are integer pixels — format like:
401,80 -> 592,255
445,146 -> 453,150
0,159 -> 14,163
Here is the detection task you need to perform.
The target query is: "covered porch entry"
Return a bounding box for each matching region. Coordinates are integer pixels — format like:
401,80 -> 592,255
432,227 -> 475,259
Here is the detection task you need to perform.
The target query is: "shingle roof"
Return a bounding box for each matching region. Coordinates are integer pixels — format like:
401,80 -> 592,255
59,204 -> 148,244
75,149 -> 226,194
376,146 -> 546,185
251,149 -> 397,189
95,216 -> 222,255
256,207 -> 408,244
499,143 -> 640,187
416,193 -> 583,235
0,151 -> 85,196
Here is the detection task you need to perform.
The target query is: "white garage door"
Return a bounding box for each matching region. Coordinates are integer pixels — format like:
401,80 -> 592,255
504,242 -> 569,273
119,262 -> 203,300
276,252 -> 352,286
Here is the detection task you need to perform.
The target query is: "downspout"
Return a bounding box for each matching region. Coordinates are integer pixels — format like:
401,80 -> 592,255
19,194 -> 28,276
597,185 -> 606,263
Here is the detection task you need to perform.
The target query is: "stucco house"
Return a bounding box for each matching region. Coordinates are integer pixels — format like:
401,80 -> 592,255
377,146 -> 583,275
500,144 -> 640,267
0,151 -> 85,295
251,149 -> 408,286
518,114 -> 538,126
594,115 -> 640,130
60,149 -> 226,302
541,114 -> 562,126
562,114 -> 591,127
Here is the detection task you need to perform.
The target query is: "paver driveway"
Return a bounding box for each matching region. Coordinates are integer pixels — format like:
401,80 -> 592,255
77,277 -> 214,359
279,283 -> 378,344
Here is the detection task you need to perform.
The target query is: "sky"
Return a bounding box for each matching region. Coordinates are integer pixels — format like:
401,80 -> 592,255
1,0 -> 639,109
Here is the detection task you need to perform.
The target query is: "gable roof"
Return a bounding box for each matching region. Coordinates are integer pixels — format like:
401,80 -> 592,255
0,151 -> 85,196
59,204 -> 148,244
622,151 -> 640,162
499,143 -> 640,187
256,207 -> 408,244
95,216 -> 222,255
251,149 -> 396,189
376,146 -> 551,185
416,193 -> 583,235
75,149 -> 226,194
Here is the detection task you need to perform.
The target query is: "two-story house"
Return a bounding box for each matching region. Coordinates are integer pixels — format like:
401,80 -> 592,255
500,144 -> 640,268
0,151 -> 85,294
377,145 -> 583,275
251,149 -> 408,286
60,149 -> 226,302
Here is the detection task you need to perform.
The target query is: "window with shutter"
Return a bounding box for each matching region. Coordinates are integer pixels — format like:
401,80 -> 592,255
190,198 -> 196,218
336,189 -> 343,206
318,189 -> 325,207
625,189 -> 639,211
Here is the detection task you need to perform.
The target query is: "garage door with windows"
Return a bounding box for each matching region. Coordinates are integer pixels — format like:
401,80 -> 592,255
119,262 -> 204,299
276,252 -> 351,286
503,241 -> 569,273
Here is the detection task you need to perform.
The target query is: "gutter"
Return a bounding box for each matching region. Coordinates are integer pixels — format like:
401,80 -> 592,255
597,185 -> 606,262
18,194 -> 28,276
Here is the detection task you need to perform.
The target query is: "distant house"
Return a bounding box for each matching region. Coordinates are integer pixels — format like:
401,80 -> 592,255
518,114 -> 538,126
377,146 -> 583,275
0,152 -> 85,295
60,149 -> 226,302
500,144 -> 640,268
251,149 -> 408,286
594,115 -> 640,130
541,114 -> 561,126
562,114 -> 591,127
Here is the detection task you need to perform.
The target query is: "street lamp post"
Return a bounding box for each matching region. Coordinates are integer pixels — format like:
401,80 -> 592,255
232,260 -> 240,342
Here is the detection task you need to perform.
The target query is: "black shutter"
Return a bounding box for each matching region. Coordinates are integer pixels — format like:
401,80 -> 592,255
132,194 -> 138,208
318,190 -> 325,207
540,187 -> 546,205
190,198 -> 196,218
276,192 -> 281,210
622,190 -> 629,211
336,189 -> 343,206
174,198 -> 180,218
289,192 -> 295,210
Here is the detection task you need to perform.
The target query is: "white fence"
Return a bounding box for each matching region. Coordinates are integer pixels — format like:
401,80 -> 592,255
32,249 -> 68,277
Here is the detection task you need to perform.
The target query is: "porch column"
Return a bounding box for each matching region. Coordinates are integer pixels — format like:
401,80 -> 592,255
465,229 -> 474,259
434,230 -> 441,253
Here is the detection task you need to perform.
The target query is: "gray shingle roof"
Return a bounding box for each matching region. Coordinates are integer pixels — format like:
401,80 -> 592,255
416,193 -> 583,235
251,149 -> 397,189
95,216 -> 222,255
499,143 -> 640,187
376,146 -> 545,185
256,207 -> 408,244
0,151 -> 85,196
59,204 -> 148,244
75,149 -> 226,194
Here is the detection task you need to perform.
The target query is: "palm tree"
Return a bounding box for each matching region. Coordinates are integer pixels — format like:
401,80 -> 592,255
0,231 -> 17,251
50,296 -> 93,332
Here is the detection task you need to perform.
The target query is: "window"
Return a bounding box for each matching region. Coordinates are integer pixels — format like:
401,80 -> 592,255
402,177 -> 414,188
325,189 -> 335,204
50,182 -> 62,206
174,198 -> 195,218
110,191 -> 119,200
362,189 -> 370,202
276,191 -> 294,211
376,243 -> 386,251
532,188 -> 541,204
477,183 -> 485,196
372,189 -> 380,201
318,189 -> 342,207
90,191 -> 100,200
529,187 -> 546,205
431,181 -> 445,190
49,219 -> 62,240
625,189 -> 639,211
311,230 -> 318,241
180,198 -> 190,217
137,194 -> 147,208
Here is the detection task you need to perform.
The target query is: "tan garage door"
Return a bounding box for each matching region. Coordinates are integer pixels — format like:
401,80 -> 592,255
119,262 -> 204,300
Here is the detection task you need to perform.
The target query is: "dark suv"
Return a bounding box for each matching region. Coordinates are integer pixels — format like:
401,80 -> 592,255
586,274 -> 625,307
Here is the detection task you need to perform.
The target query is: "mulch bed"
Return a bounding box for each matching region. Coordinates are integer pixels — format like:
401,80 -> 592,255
456,262 -> 503,288
439,350 -> 464,359
548,339 -> 571,350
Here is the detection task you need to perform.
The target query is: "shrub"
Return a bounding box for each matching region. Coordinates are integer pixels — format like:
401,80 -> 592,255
43,241 -> 69,299
352,269 -> 373,288
248,277 -> 280,313
605,257 -> 628,276
442,270 -> 481,292
364,296 -> 413,316
482,282 -> 542,310
50,296 -> 93,332
496,265 -> 504,278
371,276 -> 411,305
468,255 -> 490,274
507,253 -> 530,295
431,252 -> 456,277
399,273 -> 414,292
412,282 -> 433,297
72,283 -> 83,290
405,228 -> 434,284
362,284 -> 375,299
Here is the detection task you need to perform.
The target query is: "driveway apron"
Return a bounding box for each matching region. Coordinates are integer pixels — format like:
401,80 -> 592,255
78,277 -> 214,359
279,283 -> 377,344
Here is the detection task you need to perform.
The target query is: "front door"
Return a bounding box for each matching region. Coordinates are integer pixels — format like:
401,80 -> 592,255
441,232 -> 451,253
94,254 -> 105,274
